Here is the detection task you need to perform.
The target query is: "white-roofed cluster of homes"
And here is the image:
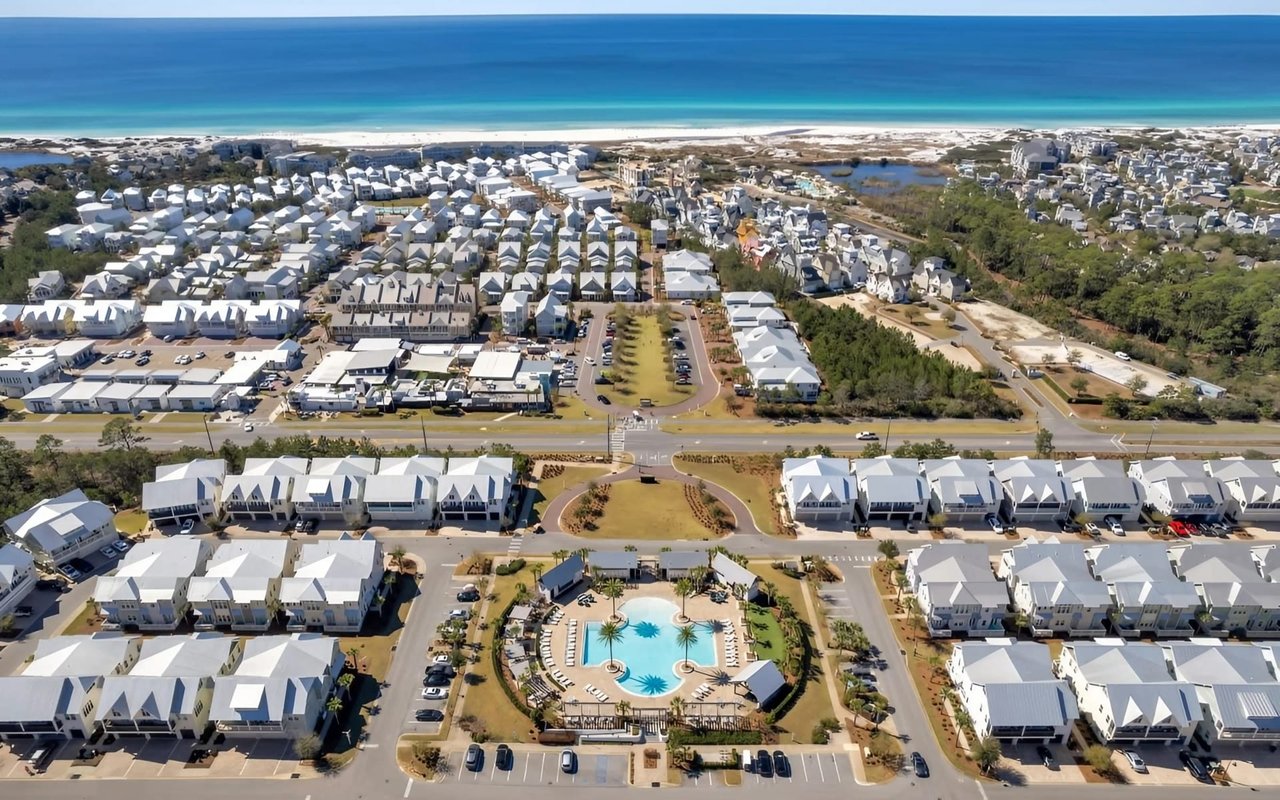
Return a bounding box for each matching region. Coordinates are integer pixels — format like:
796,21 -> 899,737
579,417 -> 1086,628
946,636 -> 1280,751
0,631 -> 348,742
780,455 -> 1280,529
723,290 -> 820,402
137,455 -> 516,529
994,133 -> 1280,242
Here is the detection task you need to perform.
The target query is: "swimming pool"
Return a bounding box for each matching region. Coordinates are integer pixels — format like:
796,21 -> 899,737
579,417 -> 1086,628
582,596 -> 717,697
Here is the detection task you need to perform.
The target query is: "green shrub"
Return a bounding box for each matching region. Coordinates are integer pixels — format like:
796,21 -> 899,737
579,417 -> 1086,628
667,729 -> 763,747
495,558 -> 526,576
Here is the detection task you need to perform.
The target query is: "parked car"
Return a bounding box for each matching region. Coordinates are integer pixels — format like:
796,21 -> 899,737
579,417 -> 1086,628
855,431 -> 878,440
496,744 -> 513,770
59,565 -> 82,581
772,750 -> 789,777
456,587 -> 480,602
755,749 -> 772,777
911,752 -> 929,778
984,513 -> 1003,533
415,709 -> 444,722
465,744 -> 483,771
1104,516 -> 1125,536
180,519 -> 196,535
99,546 -> 117,559
560,749 -> 577,773
421,687 -> 449,700
596,394 -> 611,404
112,539 -> 130,553
1122,750 -> 1147,773
135,356 -> 150,366
1085,522 -> 1102,537
1036,745 -> 1056,770
449,608 -> 471,621
1114,351 -> 1131,361
36,578 -> 64,591
1169,520 -> 1193,538
584,356 -> 595,365
14,605 -> 33,618
422,674 -> 450,687
1179,750 -> 1210,782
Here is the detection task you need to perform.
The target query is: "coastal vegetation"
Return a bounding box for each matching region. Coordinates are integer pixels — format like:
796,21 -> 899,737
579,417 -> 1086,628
0,190 -> 110,302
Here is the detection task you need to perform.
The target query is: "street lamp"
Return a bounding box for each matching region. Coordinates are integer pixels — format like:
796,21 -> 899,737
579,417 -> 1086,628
1144,420 -> 1157,459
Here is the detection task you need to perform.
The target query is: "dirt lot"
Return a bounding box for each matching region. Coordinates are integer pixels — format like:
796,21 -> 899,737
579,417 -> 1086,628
962,299 -> 1059,341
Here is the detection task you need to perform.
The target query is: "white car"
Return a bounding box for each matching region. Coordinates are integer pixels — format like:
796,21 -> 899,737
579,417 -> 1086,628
243,422 -> 255,432
1114,351 -> 1131,361
432,653 -> 451,665
855,431 -> 878,440
1104,516 -> 1125,536
1122,750 -> 1147,773
421,687 -> 449,700
584,356 -> 595,365
99,546 -> 118,558
112,539 -> 130,553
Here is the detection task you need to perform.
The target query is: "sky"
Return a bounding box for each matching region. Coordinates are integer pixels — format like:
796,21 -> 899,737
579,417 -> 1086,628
4,0 -> 1278,16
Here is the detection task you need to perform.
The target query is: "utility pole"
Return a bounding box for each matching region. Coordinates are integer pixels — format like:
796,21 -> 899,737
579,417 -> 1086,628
420,415 -> 429,453
202,414 -> 216,455
1144,420 -> 1157,459
884,419 -> 892,452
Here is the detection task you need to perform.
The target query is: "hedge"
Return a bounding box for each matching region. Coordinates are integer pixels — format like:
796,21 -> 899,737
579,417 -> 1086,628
490,596 -> 537,722
765,614 -> 816,725
667,729 -> 764,747
496,558 -> 526,576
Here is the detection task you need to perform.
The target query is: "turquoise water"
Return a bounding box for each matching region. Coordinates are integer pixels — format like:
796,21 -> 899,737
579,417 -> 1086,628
812,163 -> 950,194
1,16 -> 1279,134
583,597 -> 716,697
0,152 -> 73,169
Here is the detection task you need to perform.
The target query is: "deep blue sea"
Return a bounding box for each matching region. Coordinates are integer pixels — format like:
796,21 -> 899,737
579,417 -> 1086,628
2,15 -> 1279,134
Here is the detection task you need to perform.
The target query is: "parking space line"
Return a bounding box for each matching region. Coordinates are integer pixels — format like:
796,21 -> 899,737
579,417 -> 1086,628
801,755 -> 809,782
403,778 -> 413,798
522,753 -> 529,782
456,758 -> 464,782
540,752 -> 546,783
830,753 -> 841,783
816,752 -> 825,782
489,757 -> 497,781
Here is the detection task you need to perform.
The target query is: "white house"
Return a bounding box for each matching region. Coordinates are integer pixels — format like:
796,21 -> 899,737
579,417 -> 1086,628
0,633 -> 141,741
780,456 -> 856,524
500,291 -> 532,336
711,553 -> 761,601
1163,641 -> 1280,746
279,534 -> 383,633
0,543 -> 37,621
221,457 -> 306,522
923,458 -> 1002,522
997,539 -> 1111,637
97,634 -> 242,739
188,540 -> 293,632
854,457 -> 929,522
1086,543 -> 1200,637
1168,543 -> 1280,637
3,489 -> 119,569
1056,640 -> 1202,745
1128,459 -> 1230,522
437,456 -> 514,523
0,355 -> 62,398
1205,459 -> 1280,523
141,459 -> 226,527
992,459 -> 1075,524
208,633 -> 344,739
906,542 -> 1008,637
1059,459 -> 1145,522
94,539 -> 212,631
534,294 -> 568,337
947,640 -> 1078,743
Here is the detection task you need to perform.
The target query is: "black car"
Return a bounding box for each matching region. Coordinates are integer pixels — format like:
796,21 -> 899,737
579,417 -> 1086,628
496,744 -> 513,770
465,744 -> 483,772
771,750 -> 789,777
1036,745 -> 1056,770
911,752 -> 929,778
422,674 -> 450,687
36,578 -> 63,591
596,394 -> 611,404
1179,750 -> 1210,782
427,663 -> 456,677
755,749 -> 772,778
415,709 -> 444,722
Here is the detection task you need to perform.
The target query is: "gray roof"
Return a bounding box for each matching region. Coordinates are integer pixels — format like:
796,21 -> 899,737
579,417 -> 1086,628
98,675 -> 202,721
984,682 -> 1079,729
590,551 -> 639,571
539,553 -> 584,592
733,658 -> 786,707
659,551 -> 705,571
4,489 -> 115,555
25,633 -> 135,677
0,675 -> 96,722
208,634 -> 341,726
1200,683 -> 1280,734
712,553 -> 759,589
1087,544 -> 1181,584
953,641 -> 1056,683
1169,544 -> 1265,585
280,537 -> 381,605
1067,642 -> 1176,684
1164,642 -> 1277,686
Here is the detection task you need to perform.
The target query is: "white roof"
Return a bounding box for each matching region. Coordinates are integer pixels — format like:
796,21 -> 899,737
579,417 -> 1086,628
4,489 -> 115,556
279,538 -> 381,605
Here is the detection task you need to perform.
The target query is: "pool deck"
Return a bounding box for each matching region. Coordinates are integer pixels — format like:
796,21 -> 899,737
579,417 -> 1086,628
541,582 -> 754,707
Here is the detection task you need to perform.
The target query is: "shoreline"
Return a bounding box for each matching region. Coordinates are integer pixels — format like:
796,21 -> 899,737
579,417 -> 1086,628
3,122 -> 1278,164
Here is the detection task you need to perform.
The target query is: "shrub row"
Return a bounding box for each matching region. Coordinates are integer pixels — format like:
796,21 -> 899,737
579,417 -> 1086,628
667,729 -> 764,747
496,558 -> 526,576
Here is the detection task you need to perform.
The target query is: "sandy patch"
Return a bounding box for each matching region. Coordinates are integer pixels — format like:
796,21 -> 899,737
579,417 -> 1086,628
961,300 -> 1057,341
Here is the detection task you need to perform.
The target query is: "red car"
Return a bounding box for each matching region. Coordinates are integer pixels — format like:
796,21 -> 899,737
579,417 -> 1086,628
1169,520 -> 1192,538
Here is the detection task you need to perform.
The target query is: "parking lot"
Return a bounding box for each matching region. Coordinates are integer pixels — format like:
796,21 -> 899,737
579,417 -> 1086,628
0,736 -> 303,780
731,751 -> 852,786
443,749 -> 628,786
403,573 -> 484,734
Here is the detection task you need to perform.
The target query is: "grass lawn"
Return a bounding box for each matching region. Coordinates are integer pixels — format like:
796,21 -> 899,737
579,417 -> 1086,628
453,561 -> 548,743
577,479 -> 724,540
675,456 -> 776,535
849,726 -> 905,783
59,600 -> 103,636
661,418 -> 1035,437
598,314 -> 694,408
531,465 -> 612,524
326,574 -> 417,769
114,509 -> 149,535
744,603 -> 784,662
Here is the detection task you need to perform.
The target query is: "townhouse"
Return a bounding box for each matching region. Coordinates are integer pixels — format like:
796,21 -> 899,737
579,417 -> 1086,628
279,534 -> 384,634
0,543 -> 37,621
1163,642 -> 1280,745
1056,640 -> 1201,745
905,542 -> 1008,638
3,489 -> 120,568
93,539 -> 212,631
997,539 -> 1110,637
732,324 -> 821,403
1168,543 -> 1280,637
97,634 -> 242,739
1059,459 -> 1145,522
923,458 -> 1002,522
329,274 -> 477,343
0,634 -> 141,741
188,540 -> 293,632
208,633 -> 344,739
0,354 -> 62,399
854,457 -> 929,523
1086,543 -> 1200,637
780,456 -> 857,524
437,456 -> 515,523
221,456 -> 308,522
992,458 -> 1075,524
947,640 -> 1078,744
1128,458 -> 1230,522
141,459 -> 226,527
291,457 -> 376,525
1204,459 -> 1280,523
364,456 -> 446,522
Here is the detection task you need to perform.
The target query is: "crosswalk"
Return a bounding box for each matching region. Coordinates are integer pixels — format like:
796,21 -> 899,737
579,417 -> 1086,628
507,533 -> 524,557
827,555 -> 878,563
608,428 -> 626,457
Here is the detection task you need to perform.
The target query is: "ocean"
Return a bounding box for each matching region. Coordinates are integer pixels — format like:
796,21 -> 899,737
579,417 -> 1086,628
1,15 -> 1279,135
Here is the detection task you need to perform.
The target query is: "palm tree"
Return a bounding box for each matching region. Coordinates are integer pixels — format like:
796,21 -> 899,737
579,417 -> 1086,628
876,540 -> 899,561
532,564 -> 544,584
553,549 -> 569,564
597,621 -> 623,671
761,581 -> 778,607
336,672 -> 355,693
615,699 -> 631,726
600,578 -> 624,620
955,708 -> 973,747
973,736 -> 1002,774
668,695 -> 686,725
676,624 -> 698,672
325,696 -> 343,715
689,565 -> 709,591
390,545 -> 407,570
347,647 -> 362,672
674,577 -> 694,621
